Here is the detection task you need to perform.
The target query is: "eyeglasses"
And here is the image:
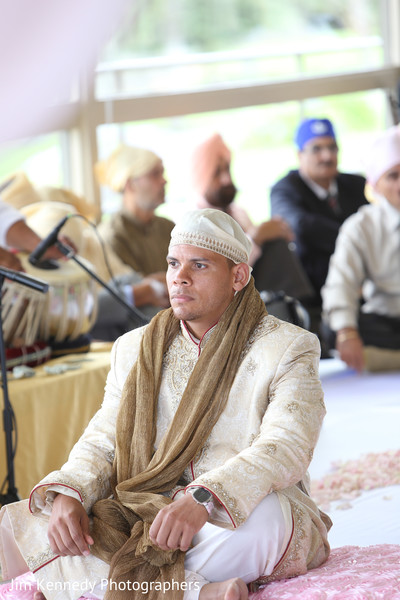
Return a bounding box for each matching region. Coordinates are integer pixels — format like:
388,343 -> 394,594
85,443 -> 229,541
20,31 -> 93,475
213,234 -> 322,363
303,143 -> 339,156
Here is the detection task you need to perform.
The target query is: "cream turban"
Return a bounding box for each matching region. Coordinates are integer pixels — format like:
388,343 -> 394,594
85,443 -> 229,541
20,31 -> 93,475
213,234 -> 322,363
169,208 -> 251,265
364,125 -> 400,186
191,133 -> 231,196
0,172 -> 41,208
94,144 -> 161,193
0,172 -> 98,220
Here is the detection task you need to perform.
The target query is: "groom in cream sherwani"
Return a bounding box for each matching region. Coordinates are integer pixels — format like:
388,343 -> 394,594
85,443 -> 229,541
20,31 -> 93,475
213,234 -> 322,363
0,208 -> 331,600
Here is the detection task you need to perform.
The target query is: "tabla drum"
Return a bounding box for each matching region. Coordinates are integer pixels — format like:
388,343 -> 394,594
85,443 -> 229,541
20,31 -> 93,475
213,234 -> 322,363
1,253 -> 98,347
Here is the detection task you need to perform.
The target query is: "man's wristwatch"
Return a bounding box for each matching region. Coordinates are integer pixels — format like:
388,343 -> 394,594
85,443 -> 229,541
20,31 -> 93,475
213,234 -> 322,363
187,487 -> 214,515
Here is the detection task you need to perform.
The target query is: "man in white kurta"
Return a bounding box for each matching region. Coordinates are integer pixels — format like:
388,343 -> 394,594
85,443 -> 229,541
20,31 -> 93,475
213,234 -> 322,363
322,124 -> 400,373
0,209 -> 330,600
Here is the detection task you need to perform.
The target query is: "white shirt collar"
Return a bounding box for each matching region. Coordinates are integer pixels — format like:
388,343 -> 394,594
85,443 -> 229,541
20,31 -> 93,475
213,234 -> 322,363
299,171 -> 338,200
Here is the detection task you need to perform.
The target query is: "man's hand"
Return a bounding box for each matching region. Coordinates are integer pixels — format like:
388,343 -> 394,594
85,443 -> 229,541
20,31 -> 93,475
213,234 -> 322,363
149,493 -> 208,552
336,328 -> 364,372
5,219 -> 77,261
43,235 -> 77,261
47,494 -> 93,556
133,272 -> 170,308
251,217 -> 295,246
0,248 -> 23,271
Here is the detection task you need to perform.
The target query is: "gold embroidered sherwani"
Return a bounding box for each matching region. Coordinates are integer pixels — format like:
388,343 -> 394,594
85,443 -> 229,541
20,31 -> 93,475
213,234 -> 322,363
0,315 -> 330,599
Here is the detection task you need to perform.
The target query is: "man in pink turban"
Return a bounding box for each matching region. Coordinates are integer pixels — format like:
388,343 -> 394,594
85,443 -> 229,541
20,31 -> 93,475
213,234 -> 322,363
322,124 -> 400,372
191,133 -> 313,302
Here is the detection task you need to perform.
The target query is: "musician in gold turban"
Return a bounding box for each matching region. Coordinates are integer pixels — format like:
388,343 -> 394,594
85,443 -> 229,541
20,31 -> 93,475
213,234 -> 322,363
0,172 -> 169,343
20,197 -> 170,341
95,145 -> 174,276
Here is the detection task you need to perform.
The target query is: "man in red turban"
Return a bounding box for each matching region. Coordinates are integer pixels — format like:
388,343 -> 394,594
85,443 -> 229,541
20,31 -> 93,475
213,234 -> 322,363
190,134 -> 313,302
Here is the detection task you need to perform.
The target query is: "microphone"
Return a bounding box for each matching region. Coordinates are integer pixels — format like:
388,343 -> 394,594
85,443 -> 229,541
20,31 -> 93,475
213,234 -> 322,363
0,266 -> 49,293
28,215 -> 70,267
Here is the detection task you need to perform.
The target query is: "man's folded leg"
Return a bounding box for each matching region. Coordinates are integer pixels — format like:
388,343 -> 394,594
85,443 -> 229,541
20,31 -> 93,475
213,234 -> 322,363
183,492 -> 290,600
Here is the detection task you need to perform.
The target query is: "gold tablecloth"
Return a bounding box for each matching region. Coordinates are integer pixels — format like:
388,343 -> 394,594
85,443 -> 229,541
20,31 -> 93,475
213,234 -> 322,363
0,346 -> 111,500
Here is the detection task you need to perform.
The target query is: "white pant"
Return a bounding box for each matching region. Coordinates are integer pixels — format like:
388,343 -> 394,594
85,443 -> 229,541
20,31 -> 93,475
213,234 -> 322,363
183,492 -> 289,600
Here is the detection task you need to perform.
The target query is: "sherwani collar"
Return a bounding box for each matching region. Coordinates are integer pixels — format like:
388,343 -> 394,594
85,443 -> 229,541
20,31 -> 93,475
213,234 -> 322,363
181,320 -> 218,354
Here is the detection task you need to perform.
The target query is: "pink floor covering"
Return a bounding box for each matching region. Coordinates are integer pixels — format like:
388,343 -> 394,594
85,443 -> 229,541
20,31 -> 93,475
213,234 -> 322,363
250,544 -> 400,599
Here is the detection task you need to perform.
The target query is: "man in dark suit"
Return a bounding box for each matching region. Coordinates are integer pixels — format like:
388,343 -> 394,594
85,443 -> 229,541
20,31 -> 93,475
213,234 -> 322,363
270,118 -> 368,343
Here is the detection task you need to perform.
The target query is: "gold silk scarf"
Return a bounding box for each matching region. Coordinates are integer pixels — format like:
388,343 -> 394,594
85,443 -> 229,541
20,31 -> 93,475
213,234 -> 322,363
91,278 -> 267,599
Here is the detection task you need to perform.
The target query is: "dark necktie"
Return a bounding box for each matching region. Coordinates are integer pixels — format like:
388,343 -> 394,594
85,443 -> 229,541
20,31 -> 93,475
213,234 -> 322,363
326,193 -> 340,215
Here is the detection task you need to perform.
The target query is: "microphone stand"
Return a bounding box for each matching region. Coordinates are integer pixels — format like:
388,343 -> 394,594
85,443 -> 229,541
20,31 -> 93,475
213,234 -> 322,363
0,268 -> 49,506
56,242 -> 149,328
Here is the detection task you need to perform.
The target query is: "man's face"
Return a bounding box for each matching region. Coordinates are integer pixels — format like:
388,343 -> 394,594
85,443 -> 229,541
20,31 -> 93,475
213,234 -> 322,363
130,161 -> 167,211
298,136 -> 338,187
375,163 -> 400,211
166,244 -> 239,337
204,158 -> 237,208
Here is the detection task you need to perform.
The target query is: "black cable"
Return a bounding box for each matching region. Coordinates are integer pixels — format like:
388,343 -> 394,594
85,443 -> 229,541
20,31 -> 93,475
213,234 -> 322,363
65,214 -> 125,295
0,401 -> 17,495
53,215 -> 148,326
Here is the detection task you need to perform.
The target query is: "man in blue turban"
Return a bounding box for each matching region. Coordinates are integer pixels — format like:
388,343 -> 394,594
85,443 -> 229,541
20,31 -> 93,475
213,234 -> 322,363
270,118 -> 368,344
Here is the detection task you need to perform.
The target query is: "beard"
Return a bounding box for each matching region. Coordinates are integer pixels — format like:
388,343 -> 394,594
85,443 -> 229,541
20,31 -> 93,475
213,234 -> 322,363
205,183 -> 237,209
137,187 -> 165,212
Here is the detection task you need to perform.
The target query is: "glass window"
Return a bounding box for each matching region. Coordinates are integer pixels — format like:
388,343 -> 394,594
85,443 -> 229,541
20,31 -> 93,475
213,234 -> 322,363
0,133 -> 65,189
96,0 -> 382,99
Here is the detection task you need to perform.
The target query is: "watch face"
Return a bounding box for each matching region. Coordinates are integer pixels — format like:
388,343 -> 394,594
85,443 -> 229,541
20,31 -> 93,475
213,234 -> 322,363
193,487 -> 213,503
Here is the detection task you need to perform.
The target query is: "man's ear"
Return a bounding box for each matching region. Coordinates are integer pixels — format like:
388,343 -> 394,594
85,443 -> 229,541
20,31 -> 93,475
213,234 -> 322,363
232,263 -> 250,292
125,177 -> 137,193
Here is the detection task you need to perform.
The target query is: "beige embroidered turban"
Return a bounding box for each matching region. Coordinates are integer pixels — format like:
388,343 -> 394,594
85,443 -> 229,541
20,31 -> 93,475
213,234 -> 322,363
191,133 -> 231,196
364,125 -> 400,186
169,208 -> 251,265
94,144 -> 161,192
